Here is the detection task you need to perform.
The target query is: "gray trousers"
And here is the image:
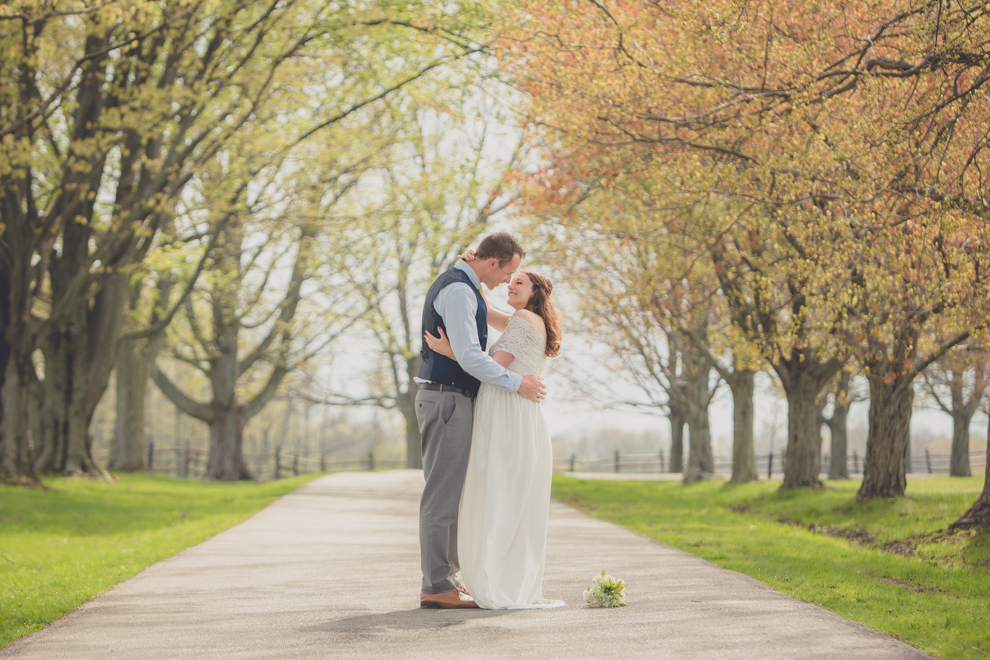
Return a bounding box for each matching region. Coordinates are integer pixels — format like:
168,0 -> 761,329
415,386 -> 474,594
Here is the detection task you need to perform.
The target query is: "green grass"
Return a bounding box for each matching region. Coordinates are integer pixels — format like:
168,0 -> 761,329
0,472 -> 320,648
553,474 -> 990,660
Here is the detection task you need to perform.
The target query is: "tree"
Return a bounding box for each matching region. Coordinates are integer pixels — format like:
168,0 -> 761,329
921,348 -> 990,477
816,371 -> 864,480
498,0 -> 990,497
684,328 -> 761,484
151,123 -> 383,479
0,0 -> 487,479
952,402 -> 990,529
528,159 -> 844,488
841,218 -> 988,500
533,211 -> 721,482
634,207 -> 762,483
336,87 -> 522,469
112,259 -> 174,472
708,206 -> 848,490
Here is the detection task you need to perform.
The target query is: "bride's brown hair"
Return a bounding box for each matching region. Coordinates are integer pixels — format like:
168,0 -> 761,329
522,271 -> 561,357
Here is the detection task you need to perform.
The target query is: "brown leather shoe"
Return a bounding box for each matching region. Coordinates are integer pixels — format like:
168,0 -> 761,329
420,588 -> 479,609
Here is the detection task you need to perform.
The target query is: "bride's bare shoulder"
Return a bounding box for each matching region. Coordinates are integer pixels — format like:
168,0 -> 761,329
512,309 -> 546,337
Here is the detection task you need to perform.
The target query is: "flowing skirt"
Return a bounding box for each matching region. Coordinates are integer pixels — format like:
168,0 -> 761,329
457,383 -> 563,609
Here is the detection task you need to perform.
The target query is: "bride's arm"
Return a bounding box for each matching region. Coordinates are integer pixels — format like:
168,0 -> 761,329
424,328 -> 455,360
485,298 -> 512,333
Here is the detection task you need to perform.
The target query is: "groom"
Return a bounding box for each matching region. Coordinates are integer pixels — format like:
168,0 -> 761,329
416,232 -> 547,609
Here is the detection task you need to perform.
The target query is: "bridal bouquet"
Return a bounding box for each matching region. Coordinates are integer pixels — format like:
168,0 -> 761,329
583,571 -> 627,607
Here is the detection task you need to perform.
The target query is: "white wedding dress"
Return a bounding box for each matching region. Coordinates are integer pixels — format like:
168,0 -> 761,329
457,316 -> 564,609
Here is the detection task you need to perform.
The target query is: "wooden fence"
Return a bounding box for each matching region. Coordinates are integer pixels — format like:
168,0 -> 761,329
144,443 -> 405,480
553,449 -> 987,477
138,444 -> 986,480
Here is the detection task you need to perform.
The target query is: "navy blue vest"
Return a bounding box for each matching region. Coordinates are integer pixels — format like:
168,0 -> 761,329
418,268 -> 488,396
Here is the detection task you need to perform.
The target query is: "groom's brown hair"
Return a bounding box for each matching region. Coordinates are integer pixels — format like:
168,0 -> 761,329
475,233 -> 525,267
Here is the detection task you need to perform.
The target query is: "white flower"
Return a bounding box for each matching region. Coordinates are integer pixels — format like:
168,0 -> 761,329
584,570 -> 627,608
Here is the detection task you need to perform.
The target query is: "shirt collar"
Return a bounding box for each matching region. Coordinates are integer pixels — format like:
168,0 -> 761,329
454,259 -> 482,289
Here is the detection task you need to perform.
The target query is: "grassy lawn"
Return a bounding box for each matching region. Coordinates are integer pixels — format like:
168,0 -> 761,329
0,472 -> 320,649
553,474 -> 990,660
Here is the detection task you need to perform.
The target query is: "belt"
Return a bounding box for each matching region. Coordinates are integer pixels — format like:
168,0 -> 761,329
419,382 -> 474,398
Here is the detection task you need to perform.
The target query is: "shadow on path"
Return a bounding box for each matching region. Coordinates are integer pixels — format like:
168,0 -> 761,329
305,608 -> 515,634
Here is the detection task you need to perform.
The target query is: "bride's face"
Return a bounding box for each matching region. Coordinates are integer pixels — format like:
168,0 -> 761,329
506,273 -> 534,310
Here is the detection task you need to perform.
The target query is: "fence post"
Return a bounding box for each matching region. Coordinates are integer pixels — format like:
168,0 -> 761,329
147,441 -> 154,471
823,452 -> 830,476
767,452 -> 773,480
569,454 -> 575,472
852,450 -> 859,474
925,448 -> 932,474
293,454 -> 299,477
659,450 -> 665,473
320,454 -> 326,473
368,450 -> 375,471
273,445 -> 281,480
614,450 -> 620,473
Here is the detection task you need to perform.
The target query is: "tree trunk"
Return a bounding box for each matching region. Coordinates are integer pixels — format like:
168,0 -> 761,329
0,268 -> 9,476
206,290 -> 251,480
112,337 -> 152,471
857,373 -> 914,501
904,416 -> 913,474
827,397 -> 850,479
1,355 -> 37,479
112,244 -> 174,472
34,274 -> 125,475
0,269 -> 32,479
781,372 -> 825,489
949,411 -> 973,477
952,438 -> 990,528
684,405 -> 714,483
0,227 -> 41,481
207,406 -> 250,480
682,357 -> 714,484
668,405 -> 685,473
728,369 -> 757,483
35,319 -> 91,474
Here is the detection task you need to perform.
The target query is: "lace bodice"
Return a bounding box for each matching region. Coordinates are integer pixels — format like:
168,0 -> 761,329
488,316 -> 547,377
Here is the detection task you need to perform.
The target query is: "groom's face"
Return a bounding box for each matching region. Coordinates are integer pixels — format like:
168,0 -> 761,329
485,254 -> 522,290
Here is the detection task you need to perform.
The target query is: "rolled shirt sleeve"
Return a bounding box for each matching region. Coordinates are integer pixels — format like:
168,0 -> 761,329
433,283 -> 523,393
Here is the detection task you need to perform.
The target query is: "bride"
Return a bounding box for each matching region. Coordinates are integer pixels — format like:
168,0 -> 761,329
425,259 -> 564,610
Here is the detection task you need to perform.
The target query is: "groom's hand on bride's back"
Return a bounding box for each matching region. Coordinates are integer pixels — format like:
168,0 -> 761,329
518,375 -> 547,403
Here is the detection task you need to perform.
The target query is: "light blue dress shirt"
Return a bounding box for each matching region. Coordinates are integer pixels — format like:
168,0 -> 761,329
427,261 -> 522,393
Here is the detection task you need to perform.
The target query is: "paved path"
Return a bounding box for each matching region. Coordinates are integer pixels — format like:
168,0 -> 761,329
2,470 -> 931,659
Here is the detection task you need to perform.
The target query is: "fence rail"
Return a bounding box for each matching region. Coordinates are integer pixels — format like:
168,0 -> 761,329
114,443 -> 987,480
142,444 -> 405,480
553,449 -> 987,477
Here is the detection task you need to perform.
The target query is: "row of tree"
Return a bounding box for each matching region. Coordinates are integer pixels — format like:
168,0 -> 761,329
499,0 -> 990,524
0,0 -> 517,482
3,1 -> 988,531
